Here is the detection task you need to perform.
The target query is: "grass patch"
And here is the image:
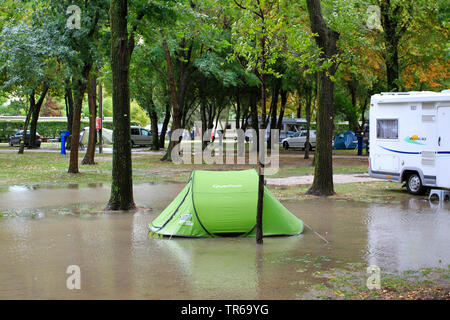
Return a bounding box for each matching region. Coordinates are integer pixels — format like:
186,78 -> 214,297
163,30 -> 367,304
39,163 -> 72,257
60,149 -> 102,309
270,181 -> 412,203
300,265 -> 450,300
0,145 -> 408,203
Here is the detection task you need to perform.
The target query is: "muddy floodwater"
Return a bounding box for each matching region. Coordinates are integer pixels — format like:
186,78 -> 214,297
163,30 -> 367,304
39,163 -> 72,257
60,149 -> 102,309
0,183 -> 449,299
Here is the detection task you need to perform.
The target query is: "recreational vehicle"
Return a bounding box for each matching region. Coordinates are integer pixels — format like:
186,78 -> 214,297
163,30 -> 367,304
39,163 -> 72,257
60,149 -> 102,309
368,90 -> 450,195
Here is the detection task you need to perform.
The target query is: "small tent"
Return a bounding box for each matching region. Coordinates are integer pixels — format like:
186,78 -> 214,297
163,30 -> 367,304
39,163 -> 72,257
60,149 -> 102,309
148,169 -> 304,238
333,130 -> 358,150
80,127 -> 113,146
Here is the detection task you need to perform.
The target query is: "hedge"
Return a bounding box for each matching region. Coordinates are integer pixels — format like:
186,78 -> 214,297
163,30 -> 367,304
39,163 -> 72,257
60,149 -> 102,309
0,119 -> 139,142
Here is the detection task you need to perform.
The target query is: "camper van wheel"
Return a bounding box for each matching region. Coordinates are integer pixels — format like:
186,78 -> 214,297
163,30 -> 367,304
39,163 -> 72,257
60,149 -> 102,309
283,142 -> 289,150
406,173 -> 425,195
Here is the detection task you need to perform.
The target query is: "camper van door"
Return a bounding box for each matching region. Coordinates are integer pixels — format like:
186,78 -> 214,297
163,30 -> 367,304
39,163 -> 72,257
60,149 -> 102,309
437,106 -> 450,188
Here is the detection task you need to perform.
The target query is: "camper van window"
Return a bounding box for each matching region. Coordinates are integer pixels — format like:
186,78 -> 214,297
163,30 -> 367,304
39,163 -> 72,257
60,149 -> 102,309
377,119 -> 398,139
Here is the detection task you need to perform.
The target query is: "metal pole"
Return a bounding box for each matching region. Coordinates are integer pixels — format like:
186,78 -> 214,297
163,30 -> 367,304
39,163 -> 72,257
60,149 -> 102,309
98,82 -> 103,154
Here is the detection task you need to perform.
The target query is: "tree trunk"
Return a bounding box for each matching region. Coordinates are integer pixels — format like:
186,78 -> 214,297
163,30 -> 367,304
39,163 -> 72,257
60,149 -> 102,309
307,69 -> 335,195
296,87 -> 302,118
159,102 -> 171,149
65,82 -> 74,150
256,32 -> 267,244
361,95 -> 369,127
304,85 -> 313,159
379,0 -> 410,92
82,75 -> 98,165
235,91 -> 241,130
98,82 -> 103,154
106,0 -> 136,211
149,108 -> 159,151
249,91 -> 259,147
241,105 -> 249,131
161,40 -> 182,162
305,0 -> 339,196
200,99 -> 209,150
68,75 -> 89,173
384,38 -> 400,92
18,94 -> 33,154
29,85 -> 49,149
277,89 -> 287,130
267,78 -> 280,151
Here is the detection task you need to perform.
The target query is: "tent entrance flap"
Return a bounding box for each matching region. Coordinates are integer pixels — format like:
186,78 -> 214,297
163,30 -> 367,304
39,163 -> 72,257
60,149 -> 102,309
148,169 -> 304,238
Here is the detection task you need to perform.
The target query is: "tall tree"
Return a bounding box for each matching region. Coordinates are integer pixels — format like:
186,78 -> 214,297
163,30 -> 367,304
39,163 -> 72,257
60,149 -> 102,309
82,73 -> 98,165
0,21 -> 58,154
106,0 -> 137,210
29,0 -> 108,172
378,0 -> 413,92
305,0 -> 339,196
232,0 -> 286,244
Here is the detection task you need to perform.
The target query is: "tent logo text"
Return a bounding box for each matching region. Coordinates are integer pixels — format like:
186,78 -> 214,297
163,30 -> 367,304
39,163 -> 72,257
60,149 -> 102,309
212,184 -> 242,189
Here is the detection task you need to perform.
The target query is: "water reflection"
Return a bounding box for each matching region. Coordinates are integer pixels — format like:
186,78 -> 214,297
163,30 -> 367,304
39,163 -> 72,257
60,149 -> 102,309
366,198 -> 450,272
0,184 -> 448,299
8,185 -> 30,192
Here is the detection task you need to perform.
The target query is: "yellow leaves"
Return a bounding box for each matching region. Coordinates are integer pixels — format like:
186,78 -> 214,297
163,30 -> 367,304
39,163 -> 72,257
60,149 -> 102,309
334,290 -> 345,297
403,60 -> 450,89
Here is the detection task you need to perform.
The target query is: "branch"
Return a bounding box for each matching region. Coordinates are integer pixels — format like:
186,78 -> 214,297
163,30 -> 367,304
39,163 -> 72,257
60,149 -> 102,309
233,0 -> 263,19
128,11 -> 146,58
149,58 -> 169,84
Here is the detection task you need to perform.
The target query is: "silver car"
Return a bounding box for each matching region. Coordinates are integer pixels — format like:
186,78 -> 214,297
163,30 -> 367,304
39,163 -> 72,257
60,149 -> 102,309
131,126 -> 152,147
281,130 -> 316,150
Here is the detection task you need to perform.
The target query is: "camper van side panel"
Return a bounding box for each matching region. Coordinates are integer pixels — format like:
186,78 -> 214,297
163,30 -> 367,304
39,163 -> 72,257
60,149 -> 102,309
369,100 -> 437,185
436,105 -> 450,188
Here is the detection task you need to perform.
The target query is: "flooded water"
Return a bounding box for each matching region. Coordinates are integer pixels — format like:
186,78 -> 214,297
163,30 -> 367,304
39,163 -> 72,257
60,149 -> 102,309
0,183 -> 449,299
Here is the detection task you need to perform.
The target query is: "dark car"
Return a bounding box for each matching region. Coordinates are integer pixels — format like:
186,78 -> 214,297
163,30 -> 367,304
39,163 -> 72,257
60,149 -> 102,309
9,130 -> 42,147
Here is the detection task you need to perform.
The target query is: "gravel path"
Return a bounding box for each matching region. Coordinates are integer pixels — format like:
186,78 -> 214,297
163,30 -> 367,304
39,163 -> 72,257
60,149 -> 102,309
266,173 -> 382,186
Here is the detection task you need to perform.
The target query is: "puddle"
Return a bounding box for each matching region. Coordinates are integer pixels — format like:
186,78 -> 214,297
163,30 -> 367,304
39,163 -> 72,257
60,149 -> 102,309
0,184 -> 448,299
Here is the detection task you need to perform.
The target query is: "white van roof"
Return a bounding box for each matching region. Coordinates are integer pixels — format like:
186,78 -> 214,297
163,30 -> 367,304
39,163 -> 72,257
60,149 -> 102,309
372,90 -> 450,104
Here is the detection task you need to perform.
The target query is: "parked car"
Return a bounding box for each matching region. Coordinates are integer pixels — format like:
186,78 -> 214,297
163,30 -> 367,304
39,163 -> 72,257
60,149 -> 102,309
9,130 -> 42,147
131,126 -> 152,147
281,130 -> 316,150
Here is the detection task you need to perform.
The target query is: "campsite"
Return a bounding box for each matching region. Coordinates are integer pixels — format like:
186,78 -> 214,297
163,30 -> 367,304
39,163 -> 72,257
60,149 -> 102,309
0,0 -> 449,310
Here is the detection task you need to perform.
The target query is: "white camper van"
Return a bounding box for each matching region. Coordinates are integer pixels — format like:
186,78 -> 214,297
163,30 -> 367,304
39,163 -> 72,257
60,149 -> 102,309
369,90 -> 450,195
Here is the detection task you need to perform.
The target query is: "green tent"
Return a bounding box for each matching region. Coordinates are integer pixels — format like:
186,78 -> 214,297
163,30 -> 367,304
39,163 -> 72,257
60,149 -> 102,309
148,169 -> 304,237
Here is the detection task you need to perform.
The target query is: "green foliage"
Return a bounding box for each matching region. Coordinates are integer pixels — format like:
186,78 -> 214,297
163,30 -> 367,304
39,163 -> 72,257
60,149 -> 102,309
0,0 -> 448,142
333,92 -> 358,126
0,99 -> 27,116
130,101 -> 150,126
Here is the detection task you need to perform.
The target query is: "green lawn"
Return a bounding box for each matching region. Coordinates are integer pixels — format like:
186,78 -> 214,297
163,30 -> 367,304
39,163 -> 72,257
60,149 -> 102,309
0,145 -> 412,203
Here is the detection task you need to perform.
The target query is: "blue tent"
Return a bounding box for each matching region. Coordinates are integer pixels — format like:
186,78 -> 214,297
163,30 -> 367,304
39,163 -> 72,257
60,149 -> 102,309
333,130 -> 360,150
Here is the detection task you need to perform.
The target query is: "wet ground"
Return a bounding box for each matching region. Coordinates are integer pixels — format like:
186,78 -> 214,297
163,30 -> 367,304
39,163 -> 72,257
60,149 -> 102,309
0,183 -> 448,299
